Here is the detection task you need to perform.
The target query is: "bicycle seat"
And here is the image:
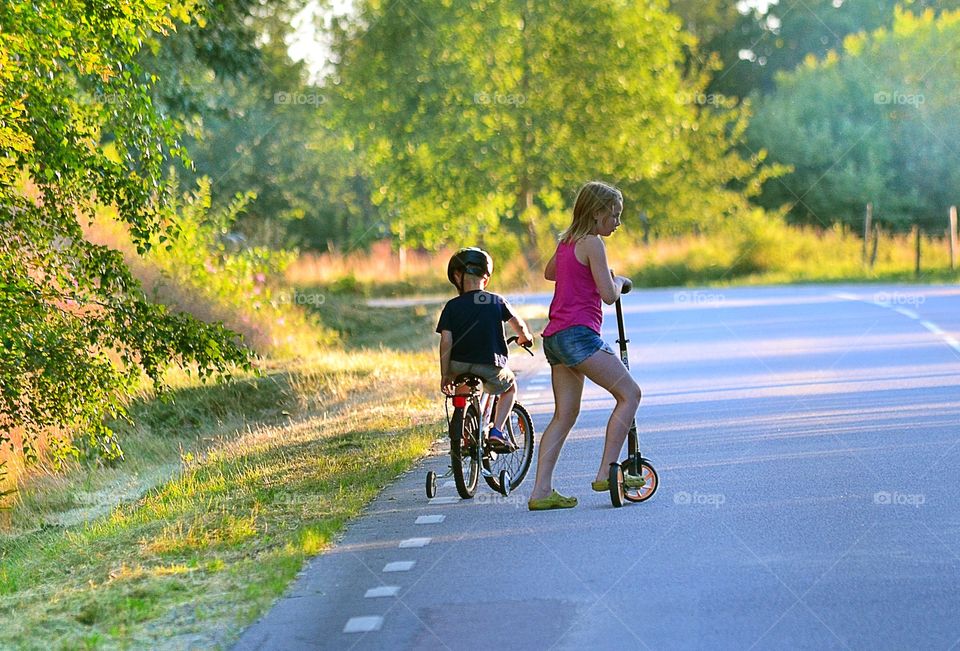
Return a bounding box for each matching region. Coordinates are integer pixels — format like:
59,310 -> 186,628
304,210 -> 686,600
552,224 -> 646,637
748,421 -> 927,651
452,373 -> 483,390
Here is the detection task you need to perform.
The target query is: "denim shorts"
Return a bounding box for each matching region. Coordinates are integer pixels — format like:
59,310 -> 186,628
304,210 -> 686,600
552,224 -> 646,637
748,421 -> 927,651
542,325 -> 615,367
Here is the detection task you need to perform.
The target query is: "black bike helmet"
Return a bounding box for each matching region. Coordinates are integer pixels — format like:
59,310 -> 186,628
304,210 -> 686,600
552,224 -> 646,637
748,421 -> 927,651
447,247 -> 493,293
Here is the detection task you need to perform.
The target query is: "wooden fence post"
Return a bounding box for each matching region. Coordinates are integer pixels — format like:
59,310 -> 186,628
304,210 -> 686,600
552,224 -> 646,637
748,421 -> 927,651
862,203 -> 873,266
950,206 -> 958,271
870,223 -> 879,268
913,224 -> 921,278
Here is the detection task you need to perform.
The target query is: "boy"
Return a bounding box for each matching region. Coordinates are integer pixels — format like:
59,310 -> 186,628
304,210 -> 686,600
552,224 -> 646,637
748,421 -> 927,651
437,247 -> 533,452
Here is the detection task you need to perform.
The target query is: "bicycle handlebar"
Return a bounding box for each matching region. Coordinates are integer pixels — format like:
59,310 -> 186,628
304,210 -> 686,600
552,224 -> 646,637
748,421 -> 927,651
506,335 -> 535,356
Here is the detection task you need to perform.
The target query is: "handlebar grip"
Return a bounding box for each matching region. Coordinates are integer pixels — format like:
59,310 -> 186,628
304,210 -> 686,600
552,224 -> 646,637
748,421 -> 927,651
621,278 -> 633,295
506,336 -> 535,356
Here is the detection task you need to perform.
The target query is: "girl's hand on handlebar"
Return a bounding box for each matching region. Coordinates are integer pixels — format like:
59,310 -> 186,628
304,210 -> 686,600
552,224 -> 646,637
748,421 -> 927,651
619,276 -> 633,294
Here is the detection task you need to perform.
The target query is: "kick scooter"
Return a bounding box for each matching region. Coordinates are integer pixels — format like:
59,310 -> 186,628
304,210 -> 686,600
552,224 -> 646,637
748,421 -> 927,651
608,280 -> 659,507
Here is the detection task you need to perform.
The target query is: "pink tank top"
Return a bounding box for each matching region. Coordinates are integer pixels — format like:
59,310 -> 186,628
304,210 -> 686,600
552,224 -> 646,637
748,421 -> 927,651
543,240 -> 602,337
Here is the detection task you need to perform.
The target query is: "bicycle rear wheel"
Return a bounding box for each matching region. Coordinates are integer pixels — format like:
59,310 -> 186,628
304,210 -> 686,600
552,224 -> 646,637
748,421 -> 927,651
483,401 -> 535,493
450,403 -> 480,498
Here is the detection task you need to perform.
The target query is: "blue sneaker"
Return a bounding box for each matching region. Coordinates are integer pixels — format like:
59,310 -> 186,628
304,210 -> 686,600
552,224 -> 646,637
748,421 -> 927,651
487,426 -> 516,453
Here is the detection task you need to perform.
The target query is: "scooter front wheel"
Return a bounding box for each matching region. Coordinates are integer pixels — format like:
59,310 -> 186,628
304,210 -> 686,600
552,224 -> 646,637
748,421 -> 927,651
621,456 -> 658,503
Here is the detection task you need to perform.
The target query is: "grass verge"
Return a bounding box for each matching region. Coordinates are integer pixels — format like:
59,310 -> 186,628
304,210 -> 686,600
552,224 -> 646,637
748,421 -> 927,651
0,303 -> 443,650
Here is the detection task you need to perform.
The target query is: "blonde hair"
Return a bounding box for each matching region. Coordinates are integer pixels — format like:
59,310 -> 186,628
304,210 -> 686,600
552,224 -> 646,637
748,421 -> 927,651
560,181 -> 623,243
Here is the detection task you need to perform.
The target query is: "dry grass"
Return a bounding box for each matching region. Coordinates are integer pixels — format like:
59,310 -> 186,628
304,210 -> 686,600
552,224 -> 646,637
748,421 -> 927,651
290,227 -> 960,296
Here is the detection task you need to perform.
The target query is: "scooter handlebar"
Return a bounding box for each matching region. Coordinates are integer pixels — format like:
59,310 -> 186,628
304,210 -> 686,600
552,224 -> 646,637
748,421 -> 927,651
620,277 -> 633,295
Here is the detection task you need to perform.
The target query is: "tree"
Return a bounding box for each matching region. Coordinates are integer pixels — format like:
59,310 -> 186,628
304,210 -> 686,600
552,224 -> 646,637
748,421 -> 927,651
0,1 -> 252,463
685,0 -> 960,99
748,8 -> 960,231
329,0 -> 771,261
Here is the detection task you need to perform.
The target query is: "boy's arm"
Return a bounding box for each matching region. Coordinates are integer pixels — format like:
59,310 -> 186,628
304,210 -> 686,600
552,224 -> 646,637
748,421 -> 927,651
439,330 -> 455,394
507,317 -> 533,346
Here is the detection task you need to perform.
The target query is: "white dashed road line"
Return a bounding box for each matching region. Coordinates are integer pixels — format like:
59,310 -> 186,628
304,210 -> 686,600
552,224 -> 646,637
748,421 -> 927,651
344,616 -> 383,633
383,561 -> 415,573
415,515 -> 445,524
364,586 -> 400,598
428,496 -> 459,505
399,537 -> 432,548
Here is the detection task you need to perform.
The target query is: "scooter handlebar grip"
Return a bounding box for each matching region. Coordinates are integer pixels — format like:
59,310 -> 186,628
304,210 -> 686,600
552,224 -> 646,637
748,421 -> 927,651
621,278 -> 633,295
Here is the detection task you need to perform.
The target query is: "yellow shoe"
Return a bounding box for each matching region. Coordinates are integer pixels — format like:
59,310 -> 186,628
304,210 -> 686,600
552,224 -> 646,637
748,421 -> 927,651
527,490 -> 578,511
592,474 -> 645,492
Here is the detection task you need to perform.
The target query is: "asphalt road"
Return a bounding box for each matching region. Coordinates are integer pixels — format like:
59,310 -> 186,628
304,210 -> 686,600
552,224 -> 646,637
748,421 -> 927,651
235,284 -> 960,651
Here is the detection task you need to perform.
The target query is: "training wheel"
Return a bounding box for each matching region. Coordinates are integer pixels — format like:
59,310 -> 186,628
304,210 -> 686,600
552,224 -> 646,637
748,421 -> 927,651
498,470 -> 511,497
609,463 -> 625,508
425,471 -> 437,499
620,456 -> 658,503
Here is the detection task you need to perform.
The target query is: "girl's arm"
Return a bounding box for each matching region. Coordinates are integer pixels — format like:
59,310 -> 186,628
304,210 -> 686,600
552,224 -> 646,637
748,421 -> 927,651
582,236 -> 624,305
544,250 -> 557,281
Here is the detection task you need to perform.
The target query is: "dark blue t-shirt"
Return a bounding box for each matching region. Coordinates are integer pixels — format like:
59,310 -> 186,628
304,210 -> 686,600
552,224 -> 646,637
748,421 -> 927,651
436,290 -> 516,368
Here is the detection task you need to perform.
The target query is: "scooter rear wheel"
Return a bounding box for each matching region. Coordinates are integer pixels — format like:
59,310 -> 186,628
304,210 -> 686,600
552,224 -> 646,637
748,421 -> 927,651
608,463 -> 625,508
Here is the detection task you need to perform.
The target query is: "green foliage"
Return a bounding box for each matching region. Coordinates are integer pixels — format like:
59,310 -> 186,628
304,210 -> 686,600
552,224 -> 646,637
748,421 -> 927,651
748,8 -> 960,231
688,0 -> 960,99
111,174 -> 335,357
0,1 -> 253,464
329,0 -> 772,258
137,0 -> 381,252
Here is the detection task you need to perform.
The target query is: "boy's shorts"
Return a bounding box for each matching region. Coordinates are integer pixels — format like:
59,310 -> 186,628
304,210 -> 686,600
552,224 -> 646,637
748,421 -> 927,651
449,361 -> 515,395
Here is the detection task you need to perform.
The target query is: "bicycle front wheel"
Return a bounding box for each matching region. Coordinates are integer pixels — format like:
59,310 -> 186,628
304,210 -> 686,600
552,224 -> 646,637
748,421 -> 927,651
450,403 -> 480,498
483,400 -> 535,492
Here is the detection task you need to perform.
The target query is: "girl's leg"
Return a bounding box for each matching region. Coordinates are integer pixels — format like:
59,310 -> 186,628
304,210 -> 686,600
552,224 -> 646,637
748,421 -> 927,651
529,364 -> 584,500
492,383 -> 516,431
575,349 -> 642,483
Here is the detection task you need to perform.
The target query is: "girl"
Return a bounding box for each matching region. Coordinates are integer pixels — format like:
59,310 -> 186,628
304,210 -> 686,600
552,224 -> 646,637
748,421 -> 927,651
527,181 -> 643,511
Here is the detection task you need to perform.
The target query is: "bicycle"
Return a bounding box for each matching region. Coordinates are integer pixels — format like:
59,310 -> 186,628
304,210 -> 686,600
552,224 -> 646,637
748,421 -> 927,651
426,337 -> 536,500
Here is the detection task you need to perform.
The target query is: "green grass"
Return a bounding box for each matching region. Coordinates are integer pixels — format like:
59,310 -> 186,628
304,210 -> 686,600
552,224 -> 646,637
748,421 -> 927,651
0,303 -> 442,650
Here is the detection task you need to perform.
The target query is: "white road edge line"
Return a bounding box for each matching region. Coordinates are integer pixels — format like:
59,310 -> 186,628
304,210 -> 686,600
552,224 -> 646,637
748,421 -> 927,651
920,320 -> 945,336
